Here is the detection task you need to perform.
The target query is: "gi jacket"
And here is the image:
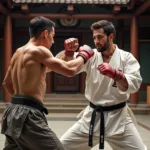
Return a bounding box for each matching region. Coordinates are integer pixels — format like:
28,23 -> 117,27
75,45 -> 142,136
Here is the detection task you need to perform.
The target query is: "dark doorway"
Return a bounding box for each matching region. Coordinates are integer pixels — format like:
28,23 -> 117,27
51,34 -> 81,93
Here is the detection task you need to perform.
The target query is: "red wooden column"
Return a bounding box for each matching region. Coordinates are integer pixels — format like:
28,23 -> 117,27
3,15 -> 12,102
130,16 -> 139,104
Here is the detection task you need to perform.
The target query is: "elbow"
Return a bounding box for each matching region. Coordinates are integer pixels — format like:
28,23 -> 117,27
66,69 -> 76,77
2,82 -> 7,91
71,70 -> 76,77
2,81 -> 8,91
2,81 -> 6,88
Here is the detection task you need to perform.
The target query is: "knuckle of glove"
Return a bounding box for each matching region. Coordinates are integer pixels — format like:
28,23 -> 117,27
82,45 -> 94,56
64,40 -> 69,50
83,45 -> 93,53
77,45 -> 94,63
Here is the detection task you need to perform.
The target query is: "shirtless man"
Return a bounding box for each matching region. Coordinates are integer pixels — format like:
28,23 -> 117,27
1,16 -> 94,150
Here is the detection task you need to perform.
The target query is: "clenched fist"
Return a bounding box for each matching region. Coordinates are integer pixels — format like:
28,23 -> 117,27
97,63 -> 123,81
76,45 -> 94,63
64,38 -> 79,57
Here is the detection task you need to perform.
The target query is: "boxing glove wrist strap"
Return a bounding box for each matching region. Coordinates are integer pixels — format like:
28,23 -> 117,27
65,50 -> 74,57
113,70 -> 123,81
76,53 -> 87,64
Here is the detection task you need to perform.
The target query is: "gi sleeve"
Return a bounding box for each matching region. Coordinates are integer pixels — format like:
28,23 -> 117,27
118,52 -> 142,94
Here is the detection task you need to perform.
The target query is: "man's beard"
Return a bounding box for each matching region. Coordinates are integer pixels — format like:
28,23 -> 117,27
97,38 -> 110,53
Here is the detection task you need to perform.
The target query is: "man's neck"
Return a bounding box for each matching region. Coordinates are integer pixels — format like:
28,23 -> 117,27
102,44 -> 115,56
102,44 -> 116,63
29,38 -> 46,48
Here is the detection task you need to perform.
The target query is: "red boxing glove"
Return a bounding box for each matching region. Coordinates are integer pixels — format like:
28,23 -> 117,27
76,45 -> 94,63
97,63 -> 123,81
64,38 -> 78,57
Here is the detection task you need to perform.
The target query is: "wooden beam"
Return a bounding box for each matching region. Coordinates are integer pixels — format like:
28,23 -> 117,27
7,0 -> 14,9
113,5 -> 121,14
140,15 -> 150,18
0,4 -> 9,15
128,0 -> 135,9
21,4 -> 29,14
67,5 -> 74,15
11,13 -> 132,20
135,0 -> 150,16
139,39 -> 150,43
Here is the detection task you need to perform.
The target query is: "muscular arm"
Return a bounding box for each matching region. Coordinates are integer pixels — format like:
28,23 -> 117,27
32,47 -> 84,77
51,57 -> 84,76
2,66 -> 14,96
55,50 -> 74,61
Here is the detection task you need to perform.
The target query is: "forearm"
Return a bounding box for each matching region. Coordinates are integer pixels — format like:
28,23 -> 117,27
117,74 -> 128,91
56,50 -> 74,61
66,56 -> 84,73
55,45 -> 93,75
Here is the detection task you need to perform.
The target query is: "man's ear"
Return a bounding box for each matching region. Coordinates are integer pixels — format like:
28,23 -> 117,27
43,30 -> 49,38
109,33 -> 114,41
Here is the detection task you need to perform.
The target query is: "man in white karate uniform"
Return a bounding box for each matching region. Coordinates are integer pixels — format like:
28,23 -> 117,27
57,20 -> 147,150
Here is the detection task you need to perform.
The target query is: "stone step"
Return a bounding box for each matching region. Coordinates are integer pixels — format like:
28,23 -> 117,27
0,102 -> 150,115
48,101 -> 150,106
44,96 -> 87,100
44,99 -> 88,103
48,107 -> 83,113
45,93 -> 85,98
128,104 -> 150,108
1,105 -> 150,113
47,107 -> 150,114
1,101 -> 150,106
44,103 -> 88,107
44,102 -> 150,107
46,113 -> 78,120
130,108 -> 150,114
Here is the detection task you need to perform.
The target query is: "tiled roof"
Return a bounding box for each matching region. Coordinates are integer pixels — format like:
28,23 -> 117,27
12,0 -> 130,4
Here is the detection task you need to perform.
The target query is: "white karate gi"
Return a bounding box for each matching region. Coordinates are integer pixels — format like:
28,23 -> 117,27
60,45 -> 147,150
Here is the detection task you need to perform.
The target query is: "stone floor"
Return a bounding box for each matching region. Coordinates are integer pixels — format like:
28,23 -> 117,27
0,114 -> 150,150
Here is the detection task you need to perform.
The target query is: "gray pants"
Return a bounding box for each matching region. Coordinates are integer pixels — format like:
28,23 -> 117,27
1,103 -> 64,150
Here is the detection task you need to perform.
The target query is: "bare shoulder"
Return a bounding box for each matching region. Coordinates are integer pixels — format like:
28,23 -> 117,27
26,46 -> 54,64
30,46 -> 52,56
10,47 -> 24,66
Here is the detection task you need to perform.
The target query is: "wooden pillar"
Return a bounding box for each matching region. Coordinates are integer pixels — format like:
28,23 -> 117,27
130,16 -> 139,104
3,15 -> 12,102
147,86 -> 150,104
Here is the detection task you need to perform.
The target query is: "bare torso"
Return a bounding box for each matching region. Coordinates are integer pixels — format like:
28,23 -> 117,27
11,44 -> 47,103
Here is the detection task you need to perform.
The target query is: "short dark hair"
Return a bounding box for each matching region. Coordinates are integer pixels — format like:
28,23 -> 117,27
29,16 -> 55,38
91,20 -> 116,37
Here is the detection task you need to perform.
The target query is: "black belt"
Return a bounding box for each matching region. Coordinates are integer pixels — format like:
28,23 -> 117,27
89,101 -> 126,150
11,95 -> 48,115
